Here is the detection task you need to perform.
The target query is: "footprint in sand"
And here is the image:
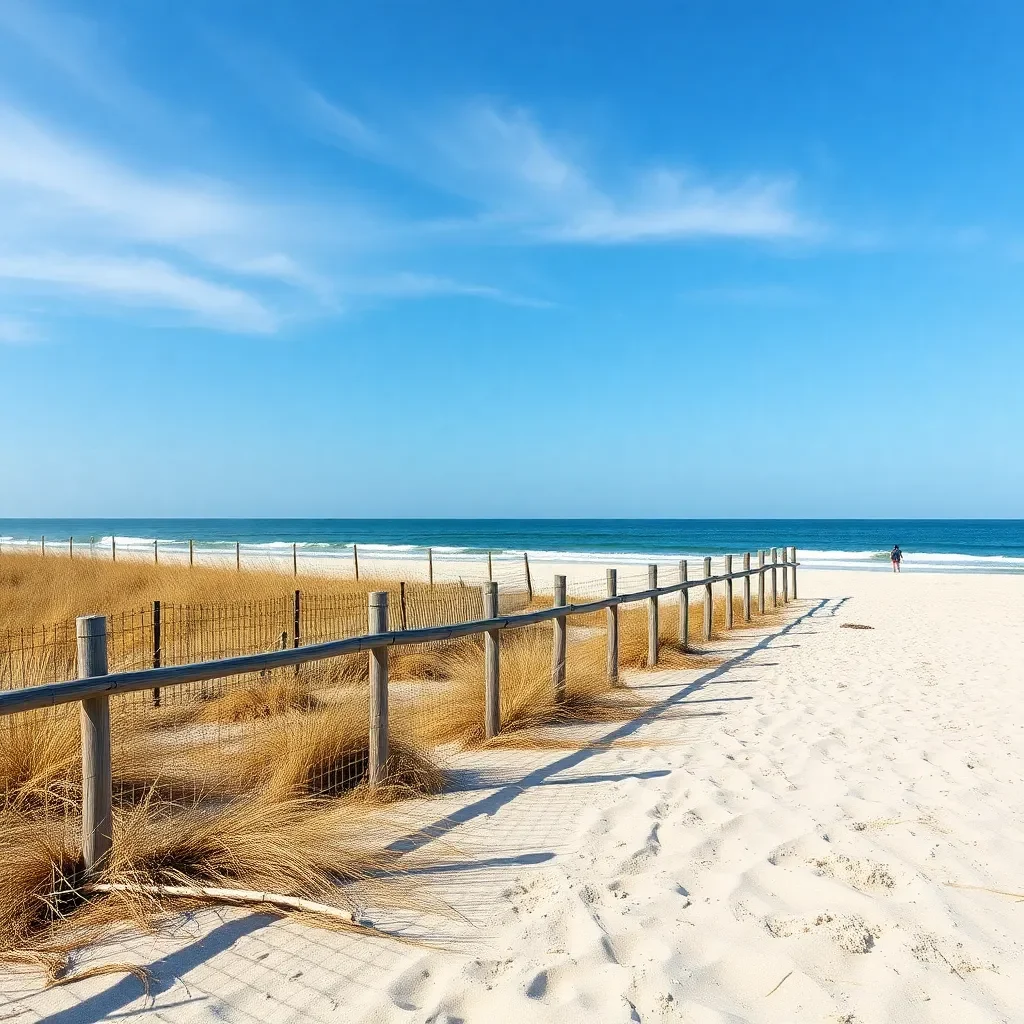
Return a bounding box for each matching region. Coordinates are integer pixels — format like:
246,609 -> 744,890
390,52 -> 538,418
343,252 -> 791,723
768,839 -> 900,894
387,963 -> 442,1012
765,911 -> 882,954
906,930 -> 993,976
620,823 -> 661,875
809,853 -> 897,893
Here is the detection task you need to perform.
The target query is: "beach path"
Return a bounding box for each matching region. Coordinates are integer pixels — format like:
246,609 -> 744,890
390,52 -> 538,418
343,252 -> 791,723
5,569 -> 1024,1023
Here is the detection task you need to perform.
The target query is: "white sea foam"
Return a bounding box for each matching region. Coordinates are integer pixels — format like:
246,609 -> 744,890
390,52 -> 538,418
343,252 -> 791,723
2,534 -> 1021,573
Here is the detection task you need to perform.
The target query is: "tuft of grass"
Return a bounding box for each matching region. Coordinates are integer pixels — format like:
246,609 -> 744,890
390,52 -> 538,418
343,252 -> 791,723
153,676 -> 322,727
0,708 -> 81,812
405,626 -> 651,749
235,705 -> 446,803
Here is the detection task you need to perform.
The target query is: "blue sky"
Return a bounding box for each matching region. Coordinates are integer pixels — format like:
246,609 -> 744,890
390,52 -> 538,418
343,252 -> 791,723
1,1 -> 1022,518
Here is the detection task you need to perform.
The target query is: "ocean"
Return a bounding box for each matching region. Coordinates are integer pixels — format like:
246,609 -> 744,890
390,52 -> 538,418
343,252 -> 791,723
1,519 -> 1023,573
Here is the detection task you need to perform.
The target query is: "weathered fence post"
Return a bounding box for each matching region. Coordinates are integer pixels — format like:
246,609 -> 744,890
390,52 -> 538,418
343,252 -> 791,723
236,541 -> 240,571
487,551 -> 493,581
725,555 -> 734,630
77,615 -> 112,875
292,543 -> 297,577
41,535 -> 45,556
292,590 -> 301,650
771,548 -> 778,608
703,556 -> 713,642
524,552 -> 533,602
400,581 -> 408,630
552,574 -> 566,701
791,546 -> 798,599
742,553 -> 751,622
782,544 -> 789,604
647,563 -> 659,668
112,536 -> 116,563
758,550 -> 766,614
679,559 -> 689,651
428,547 -> 434,587
482,582 -> 500,739
353,544 -> 360,581
368,591 -> 389,787
153,539 -> 158,565
69,537 -> 73,560
606,568 -> 619,685
152,600 -> 162,708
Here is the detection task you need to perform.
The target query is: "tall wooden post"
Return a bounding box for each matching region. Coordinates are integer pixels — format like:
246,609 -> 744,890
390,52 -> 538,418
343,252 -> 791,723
152,600 -> 162,708
112,536 -> 116,562
677,559 -> 689,651
236,541 -> 241,571
292,543 -> 297,577
41,535 -> 45,556
292,590 -> 301,650
69,537 -> 73,560
153,538 -> 158,565
77,615 -> 112,875
353,544 -> 360,581
771,548 -> 778,608
647,563 -> 659,668
428,547 -> 434,587
606,568 -> 619,685
791,546 -> 798,599
725,555 -> 734,629
368,592 -> 389,787
551,574 -> 566,701
482,582 -> 500,739
524,552 -> 533,602
742,553 -> 751,622
487,551 -> 493,581
703,556 -> 713,642
758,550 -> 766,614
189,539 -> 194,567
399,581 -> 408,630
782,544 -> 789,603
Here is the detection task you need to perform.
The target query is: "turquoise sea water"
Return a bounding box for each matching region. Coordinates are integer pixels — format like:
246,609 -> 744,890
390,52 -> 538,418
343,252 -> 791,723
2,519 -> 1023,572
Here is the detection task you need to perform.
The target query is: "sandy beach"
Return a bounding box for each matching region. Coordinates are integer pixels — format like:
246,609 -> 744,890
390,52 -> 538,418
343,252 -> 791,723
5,566 -> 1024,1023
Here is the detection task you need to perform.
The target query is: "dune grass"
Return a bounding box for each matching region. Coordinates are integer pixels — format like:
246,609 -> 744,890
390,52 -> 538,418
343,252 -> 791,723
0,550 -> 793,984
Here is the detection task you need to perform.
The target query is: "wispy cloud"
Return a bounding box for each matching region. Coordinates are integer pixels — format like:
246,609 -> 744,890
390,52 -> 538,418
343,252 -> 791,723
304,98 -> 814,246
0,95 -> 552,333
0,102 -> 306,331
0,0 -> 159,119
0,255 -> 279,333
441,102 -> 813,244
302,89 -> 381,155
347,272 -> 554,308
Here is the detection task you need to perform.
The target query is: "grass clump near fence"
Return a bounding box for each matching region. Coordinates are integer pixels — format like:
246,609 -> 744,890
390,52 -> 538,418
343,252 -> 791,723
0,793 -> 436,987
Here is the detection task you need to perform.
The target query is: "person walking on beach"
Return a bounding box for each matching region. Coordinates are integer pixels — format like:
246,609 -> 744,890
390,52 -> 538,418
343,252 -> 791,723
890,544 -> 903,573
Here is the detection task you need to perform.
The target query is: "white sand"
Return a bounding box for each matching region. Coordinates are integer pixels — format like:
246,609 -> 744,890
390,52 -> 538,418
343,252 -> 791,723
7,568 -> 1024,1022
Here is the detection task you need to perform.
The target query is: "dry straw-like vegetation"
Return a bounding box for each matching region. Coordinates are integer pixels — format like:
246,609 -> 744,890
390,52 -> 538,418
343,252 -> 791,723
0,549 -> 786,986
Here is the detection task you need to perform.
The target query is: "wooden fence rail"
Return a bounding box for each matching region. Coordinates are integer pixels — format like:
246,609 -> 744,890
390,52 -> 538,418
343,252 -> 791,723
0,550 -> 798,873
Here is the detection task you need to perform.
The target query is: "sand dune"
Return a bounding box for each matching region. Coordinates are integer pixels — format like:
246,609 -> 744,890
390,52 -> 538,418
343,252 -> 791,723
6,568 -> 1024,1023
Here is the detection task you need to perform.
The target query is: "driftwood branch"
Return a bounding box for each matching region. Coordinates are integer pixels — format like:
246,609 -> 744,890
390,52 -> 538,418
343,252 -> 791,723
84,882 -> 354,922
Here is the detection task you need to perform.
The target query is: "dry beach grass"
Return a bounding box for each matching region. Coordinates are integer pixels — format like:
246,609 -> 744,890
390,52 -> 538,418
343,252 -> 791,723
0,550 -> 755,985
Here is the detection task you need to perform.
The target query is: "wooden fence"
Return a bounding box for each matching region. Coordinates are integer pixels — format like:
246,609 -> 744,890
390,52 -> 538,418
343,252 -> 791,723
0,547 -> 798,875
